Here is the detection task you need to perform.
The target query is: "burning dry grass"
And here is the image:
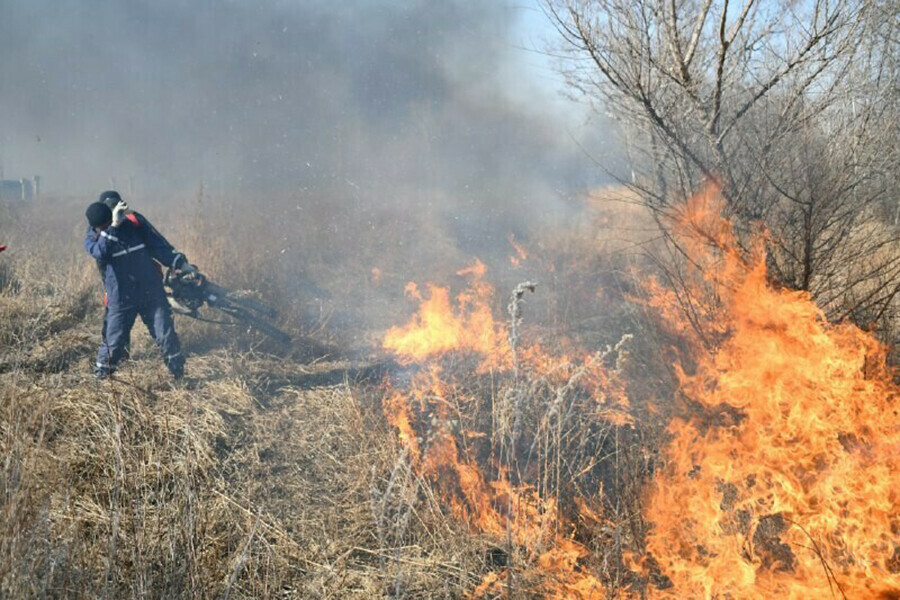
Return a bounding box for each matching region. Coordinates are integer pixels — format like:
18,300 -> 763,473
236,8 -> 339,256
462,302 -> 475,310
378,260 -> 656,598
373,184 -> 900,598
639,187 -> 900,598
2,187 -> 899,598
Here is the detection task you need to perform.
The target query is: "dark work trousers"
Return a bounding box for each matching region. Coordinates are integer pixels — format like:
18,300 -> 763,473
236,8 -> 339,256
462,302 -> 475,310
95,300 -> 183,377
102,305 -> 131,359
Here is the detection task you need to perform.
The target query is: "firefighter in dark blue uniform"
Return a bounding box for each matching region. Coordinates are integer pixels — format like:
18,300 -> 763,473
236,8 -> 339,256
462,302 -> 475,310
85,198 -> 193,378
95,190 -> 179,357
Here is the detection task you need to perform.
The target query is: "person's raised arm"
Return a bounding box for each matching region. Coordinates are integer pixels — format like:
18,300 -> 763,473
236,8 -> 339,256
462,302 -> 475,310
84,224 -> 120,260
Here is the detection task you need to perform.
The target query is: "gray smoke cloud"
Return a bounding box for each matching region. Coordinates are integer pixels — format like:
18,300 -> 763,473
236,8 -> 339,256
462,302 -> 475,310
0,0 -> 615,236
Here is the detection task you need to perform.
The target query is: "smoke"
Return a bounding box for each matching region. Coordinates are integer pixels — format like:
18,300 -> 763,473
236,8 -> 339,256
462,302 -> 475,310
0,0 -> 614,229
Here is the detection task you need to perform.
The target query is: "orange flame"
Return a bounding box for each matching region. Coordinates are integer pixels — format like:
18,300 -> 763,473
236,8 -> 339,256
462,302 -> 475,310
643,183 -> 900,597
381,185 -> 900,596
382,260 -> 510,370
378,183 -> 900,597
381,261 -> 634,596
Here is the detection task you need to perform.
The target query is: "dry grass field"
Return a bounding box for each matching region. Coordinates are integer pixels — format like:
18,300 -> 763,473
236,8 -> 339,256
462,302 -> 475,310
0,193 -> 644,599
2,189 -> 898,599
0,197 -> 486,598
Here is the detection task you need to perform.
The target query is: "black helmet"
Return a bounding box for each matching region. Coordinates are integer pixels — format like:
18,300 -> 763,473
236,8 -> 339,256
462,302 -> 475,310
86,202 -> 113,228
99,190 -> 122,210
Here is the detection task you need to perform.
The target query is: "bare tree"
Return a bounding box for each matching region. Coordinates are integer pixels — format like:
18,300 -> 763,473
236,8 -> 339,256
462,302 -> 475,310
547,0 -> 862,198
546,0 -> 900,337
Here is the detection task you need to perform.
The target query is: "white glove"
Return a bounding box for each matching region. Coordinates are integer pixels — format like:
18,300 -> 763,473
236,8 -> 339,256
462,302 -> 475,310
182,263 -> 199,274
111,200 -> 128,227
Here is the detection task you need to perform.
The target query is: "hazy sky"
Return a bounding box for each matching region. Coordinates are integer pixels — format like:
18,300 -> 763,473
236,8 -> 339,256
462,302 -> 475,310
0,1 -> 610,212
